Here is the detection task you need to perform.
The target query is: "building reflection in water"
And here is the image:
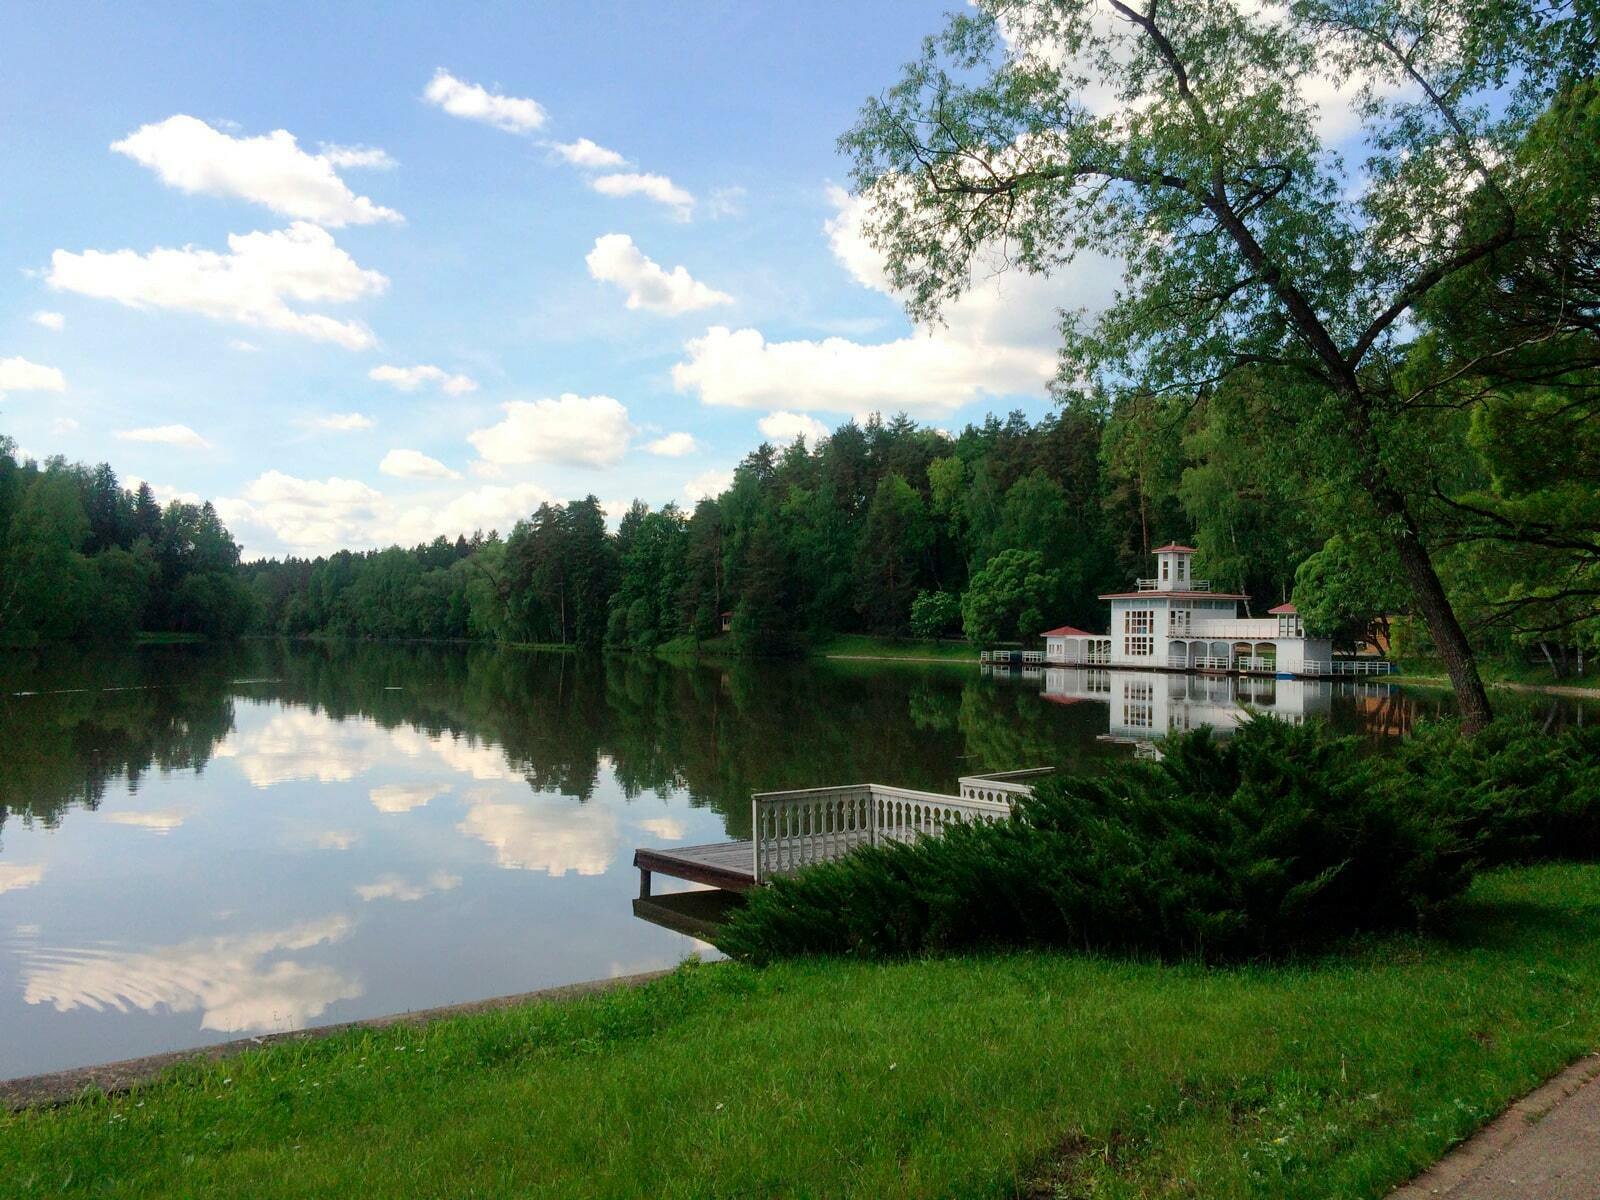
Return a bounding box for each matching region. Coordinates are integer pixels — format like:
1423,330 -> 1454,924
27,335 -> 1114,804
995,666 -> 1420,757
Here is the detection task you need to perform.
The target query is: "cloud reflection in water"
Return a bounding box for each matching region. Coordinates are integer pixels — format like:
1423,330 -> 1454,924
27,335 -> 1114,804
21,915 -> 363,1033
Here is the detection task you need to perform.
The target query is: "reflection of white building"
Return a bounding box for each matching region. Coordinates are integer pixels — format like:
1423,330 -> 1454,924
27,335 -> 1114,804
1041,543 -> 1334,676
1041,667 -> 1335,744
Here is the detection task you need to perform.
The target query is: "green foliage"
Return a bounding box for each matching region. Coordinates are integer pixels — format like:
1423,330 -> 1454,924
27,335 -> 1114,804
909,589 -> 961,639
721,718 -> 1470,964
1398,719 -> 1600,868
0,444 -> 245,643
853,473 -> 931,634
961,548 -> 1060,644
1294,533 -> 1410,646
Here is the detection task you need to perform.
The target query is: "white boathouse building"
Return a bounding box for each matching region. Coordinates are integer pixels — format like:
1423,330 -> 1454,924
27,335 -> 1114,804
1040,543 -> 1335,677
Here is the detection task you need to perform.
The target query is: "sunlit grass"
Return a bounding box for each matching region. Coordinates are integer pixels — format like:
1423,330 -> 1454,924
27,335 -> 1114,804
6,865 -> 1600,1198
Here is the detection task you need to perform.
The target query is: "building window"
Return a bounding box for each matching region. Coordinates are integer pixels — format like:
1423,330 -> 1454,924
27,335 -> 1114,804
1124,679 -> 1153,727
1161,559 -> 1169,581
1122,609 -> 1153,657
1170,609 -> 1190,634
1177,558 -> 1187,583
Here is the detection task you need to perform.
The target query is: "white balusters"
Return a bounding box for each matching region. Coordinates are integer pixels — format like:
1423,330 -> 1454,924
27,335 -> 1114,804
751,781 -> 1028,881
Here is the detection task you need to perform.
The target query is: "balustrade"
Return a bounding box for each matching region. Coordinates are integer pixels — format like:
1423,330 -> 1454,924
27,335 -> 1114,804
752,778 -> 1043,881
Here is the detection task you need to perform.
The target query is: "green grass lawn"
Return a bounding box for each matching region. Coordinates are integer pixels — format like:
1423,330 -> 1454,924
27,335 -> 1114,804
1397,656 -> 1600,693
814,633 -> 980,662
7,865 -> 1600,1198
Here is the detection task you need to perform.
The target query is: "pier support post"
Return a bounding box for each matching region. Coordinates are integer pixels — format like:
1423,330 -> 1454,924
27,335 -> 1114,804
638,867 -> 652,899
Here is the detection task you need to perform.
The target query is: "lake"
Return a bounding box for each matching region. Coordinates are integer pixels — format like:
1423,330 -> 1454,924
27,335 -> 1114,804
0,641 -> 1586,1078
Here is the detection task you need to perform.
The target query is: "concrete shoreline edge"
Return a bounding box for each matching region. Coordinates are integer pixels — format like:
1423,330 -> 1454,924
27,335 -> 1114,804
1,967 -> 675,1111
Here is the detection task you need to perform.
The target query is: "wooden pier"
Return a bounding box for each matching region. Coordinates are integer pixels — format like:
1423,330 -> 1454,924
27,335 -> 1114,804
634,841 -> 760,895
632,772 -> 1051,897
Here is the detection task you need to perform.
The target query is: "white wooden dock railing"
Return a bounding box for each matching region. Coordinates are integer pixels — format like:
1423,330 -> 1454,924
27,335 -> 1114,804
957,768 -> 1054,804
751,781 -> 1033,882
1302,659 -> 1396,676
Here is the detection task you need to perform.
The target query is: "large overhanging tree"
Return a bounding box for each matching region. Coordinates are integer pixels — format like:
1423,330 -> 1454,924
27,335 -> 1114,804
842,0 -> 1592,731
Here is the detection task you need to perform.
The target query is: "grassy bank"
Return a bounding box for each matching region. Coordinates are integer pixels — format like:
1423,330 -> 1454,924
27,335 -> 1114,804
650,633 -> 980,662
7,865 -> 1600,1198
1397,656 -> 1600,694
814,633 -> 979,662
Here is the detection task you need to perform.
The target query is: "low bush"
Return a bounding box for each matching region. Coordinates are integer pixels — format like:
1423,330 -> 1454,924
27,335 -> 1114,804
718,717 -> 1475,964
1399,719 -> 1600,866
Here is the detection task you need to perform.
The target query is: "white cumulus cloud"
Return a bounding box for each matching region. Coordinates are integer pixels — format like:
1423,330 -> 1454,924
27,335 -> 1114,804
0,357 -> 66,399
369,363 -> 477,394
303,412 -> 374,432
424,69 -> 546,134
589,172 -> 694,220
220,471 -> 559,557
380,448 -> 460,480
318,143 -> 397,170
468,394 -> 636,469
671,186 -> 1117,416
673,325 -> 1052,416
386,482 -> 556,547
112,115 -> 402,226
115,424 -> 211,450
645,432 -> 698,458
218,471 -> 386,553
683,468 -> 734,503
47,222 -> 386,349
586,234 -> 731,315
31,311 -> 65,331
759,411 -> 831,444
551,138 -> 627,169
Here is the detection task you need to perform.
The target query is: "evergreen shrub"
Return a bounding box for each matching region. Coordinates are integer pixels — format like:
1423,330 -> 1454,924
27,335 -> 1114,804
718,717 -> 1475,964
1399,719 -> 1600,865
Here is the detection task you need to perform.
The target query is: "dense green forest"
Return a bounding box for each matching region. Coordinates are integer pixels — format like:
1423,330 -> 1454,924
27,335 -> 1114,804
4,366 -> 1594,673
0,438 -> 254,642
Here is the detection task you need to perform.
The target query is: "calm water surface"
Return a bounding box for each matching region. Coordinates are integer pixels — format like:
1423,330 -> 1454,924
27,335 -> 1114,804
0,641 -> 1588,1077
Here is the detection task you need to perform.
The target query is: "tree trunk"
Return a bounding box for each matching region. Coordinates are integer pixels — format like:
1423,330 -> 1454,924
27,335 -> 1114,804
1338,382 -> 1494,733
1382,497 -> 1494,732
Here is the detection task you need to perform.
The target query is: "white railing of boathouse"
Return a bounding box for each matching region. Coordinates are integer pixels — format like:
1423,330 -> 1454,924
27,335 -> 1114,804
1136,579 -> 1212,592
1301,659 -> 1397,676
1187,618 -> 1287,639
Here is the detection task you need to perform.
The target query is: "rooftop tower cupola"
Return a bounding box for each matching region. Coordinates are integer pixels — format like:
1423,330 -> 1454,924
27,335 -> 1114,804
1150,542 -> 1198,592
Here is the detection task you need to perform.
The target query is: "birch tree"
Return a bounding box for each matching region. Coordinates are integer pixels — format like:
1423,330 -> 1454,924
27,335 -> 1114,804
841,0 -> 1592,730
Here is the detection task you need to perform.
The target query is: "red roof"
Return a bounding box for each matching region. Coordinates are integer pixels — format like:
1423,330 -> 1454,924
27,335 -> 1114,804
1040,694 -> 1084,706
1268,602 -> 1297,614
1098,591 -> 1249,601
1040,625 -> 1095,637
1152,543 -> 1198,553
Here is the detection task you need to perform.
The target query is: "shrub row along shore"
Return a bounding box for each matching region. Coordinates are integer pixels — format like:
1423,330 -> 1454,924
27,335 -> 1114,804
721,717 -> 1600,963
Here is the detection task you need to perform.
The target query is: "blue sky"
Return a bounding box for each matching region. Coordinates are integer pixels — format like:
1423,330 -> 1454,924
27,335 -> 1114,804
2,2 -> 1144,558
